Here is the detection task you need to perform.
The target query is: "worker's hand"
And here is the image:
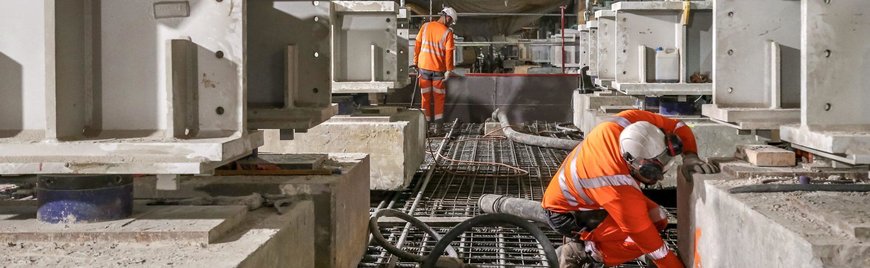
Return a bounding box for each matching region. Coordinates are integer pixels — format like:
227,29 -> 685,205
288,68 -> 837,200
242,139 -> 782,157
410,64 -> 418,72
444,71 -> 452,81
682,153 -> 719,174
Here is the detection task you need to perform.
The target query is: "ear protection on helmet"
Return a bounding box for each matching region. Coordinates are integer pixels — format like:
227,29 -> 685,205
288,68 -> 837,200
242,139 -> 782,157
623,152 -> 665,184
665,133 -> 683,157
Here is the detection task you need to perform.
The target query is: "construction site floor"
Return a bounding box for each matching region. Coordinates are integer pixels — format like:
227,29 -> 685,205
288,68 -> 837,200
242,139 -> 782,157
360,122 -> 678,268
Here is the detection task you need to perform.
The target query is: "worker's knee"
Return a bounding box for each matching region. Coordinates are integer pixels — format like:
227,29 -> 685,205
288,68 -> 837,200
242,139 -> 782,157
545,210 -> 582,239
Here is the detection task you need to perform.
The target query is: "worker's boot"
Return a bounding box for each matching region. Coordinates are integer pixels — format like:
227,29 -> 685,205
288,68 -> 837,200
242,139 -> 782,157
432,121 -> 445,137
556,240 -> 593,268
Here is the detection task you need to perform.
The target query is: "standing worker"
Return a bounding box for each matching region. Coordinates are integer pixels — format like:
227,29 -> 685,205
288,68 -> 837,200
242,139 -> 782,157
542,110 -> 719,268
412,7 -> 458,135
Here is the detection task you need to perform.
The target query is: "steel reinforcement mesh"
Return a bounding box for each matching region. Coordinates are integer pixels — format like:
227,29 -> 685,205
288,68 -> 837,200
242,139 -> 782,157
362,123 -> 677,268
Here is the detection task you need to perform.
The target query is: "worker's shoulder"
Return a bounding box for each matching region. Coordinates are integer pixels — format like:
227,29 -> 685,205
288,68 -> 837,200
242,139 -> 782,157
425,21 -> 448,31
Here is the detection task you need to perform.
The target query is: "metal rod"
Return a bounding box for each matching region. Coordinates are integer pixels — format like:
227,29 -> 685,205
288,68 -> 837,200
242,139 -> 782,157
410,13 -> 579,18
560,5 -> 567,74
385,120 -> 458,266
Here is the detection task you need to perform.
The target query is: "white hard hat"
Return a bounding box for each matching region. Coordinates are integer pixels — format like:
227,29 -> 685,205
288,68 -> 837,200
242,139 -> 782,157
441,7 -> 457,24
619,121 -> 666,161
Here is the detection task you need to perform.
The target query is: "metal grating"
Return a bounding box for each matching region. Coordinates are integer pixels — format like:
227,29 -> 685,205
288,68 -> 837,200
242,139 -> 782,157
362,122 -> 676,268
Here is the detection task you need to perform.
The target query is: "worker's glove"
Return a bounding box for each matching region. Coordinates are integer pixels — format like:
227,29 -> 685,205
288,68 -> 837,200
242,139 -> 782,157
682,153 -> 719,174
444,71 -> 453,81
410,64 -> 418,72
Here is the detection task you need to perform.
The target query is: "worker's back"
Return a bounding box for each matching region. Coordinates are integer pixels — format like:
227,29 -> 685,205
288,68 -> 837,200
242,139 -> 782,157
415,21 -> 454,72
542,121 -> 635,213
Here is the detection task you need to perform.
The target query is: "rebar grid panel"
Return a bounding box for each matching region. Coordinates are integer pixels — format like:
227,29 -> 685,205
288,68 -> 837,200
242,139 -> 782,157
361,225 -> 676,268
410,134 -> 569,218
363,123 -> 675,268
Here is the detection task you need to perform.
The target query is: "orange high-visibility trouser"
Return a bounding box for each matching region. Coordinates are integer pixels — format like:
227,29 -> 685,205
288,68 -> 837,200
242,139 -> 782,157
418,70 -> 445,122
583,198 -> 679,267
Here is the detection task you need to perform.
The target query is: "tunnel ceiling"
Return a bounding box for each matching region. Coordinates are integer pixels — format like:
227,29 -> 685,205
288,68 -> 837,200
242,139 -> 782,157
405,0 -> 569,37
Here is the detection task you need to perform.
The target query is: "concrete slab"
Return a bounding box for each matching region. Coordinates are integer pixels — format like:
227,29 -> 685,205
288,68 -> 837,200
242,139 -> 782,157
701,104 -> 800,130
0,132 -> 264,175
780,124 -> 870,165
714,157 -> 868,181
0,203 -> 246,244
612,82 -> 713,96
136,153 -> 371,268
260,110 -> 424,190
678,171 -> 870,267
0,201 -> 315,268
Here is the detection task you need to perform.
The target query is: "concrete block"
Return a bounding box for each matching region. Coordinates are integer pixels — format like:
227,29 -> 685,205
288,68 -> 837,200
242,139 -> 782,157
736,145 -> 796,167
678,172 -> 870,267
136,153 -> 370,268
572,91 -> 636,131
260,110 -> 425,191
483,120 -> 505,136
0,200 -> 316,267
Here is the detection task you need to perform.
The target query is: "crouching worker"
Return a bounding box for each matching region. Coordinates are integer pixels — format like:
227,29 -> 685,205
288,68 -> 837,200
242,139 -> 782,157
542,110 -> 718,268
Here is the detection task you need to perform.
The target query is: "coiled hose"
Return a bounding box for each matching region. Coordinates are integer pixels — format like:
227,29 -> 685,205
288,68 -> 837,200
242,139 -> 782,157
495,109 -> 581,150
369,209 -> 558,268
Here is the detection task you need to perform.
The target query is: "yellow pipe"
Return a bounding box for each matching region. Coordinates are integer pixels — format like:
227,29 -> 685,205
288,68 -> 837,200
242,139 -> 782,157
681,0 -> 691,26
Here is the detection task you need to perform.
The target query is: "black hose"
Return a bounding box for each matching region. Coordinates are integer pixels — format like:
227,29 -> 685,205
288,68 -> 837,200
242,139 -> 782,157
421,213 -> 559,268
729,184 -> 870,194
478,194 -> 548,224
495,109 -> 581,150
369,209 -> 459,262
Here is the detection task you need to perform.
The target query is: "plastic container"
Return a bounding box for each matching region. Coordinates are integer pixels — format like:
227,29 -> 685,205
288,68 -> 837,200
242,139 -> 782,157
655,47 -> 680,83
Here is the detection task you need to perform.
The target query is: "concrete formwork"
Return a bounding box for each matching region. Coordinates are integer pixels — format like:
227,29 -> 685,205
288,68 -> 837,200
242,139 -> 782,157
611,1 -> 713,96
259,109 -> 424,191
780,0 -> 870,165
136,153 -> 371,268
679,168 -> 870,267
330,1 -> 410,93
595,10 -> 617,86
0,200 -> 316,268
702,0 -> 801,130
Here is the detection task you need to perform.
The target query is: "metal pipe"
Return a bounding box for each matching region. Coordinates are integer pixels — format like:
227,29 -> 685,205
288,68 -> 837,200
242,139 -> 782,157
560,5 -> 567,74
478,194 -> 548,224
495,109 -> 581,150
410,13 -> 579,18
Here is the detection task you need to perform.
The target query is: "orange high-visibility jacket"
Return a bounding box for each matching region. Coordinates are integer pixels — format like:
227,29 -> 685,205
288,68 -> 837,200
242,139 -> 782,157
542,110 -> 697,267
414,21 -> 455,72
